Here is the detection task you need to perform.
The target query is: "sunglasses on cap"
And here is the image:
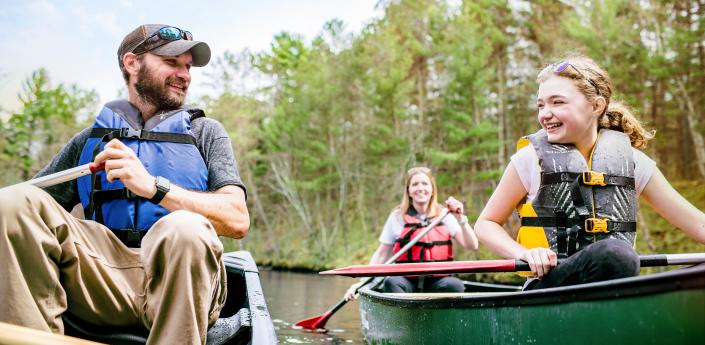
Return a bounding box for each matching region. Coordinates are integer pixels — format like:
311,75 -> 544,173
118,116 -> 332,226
131,26 -> 193,55
539,61 -> 601,96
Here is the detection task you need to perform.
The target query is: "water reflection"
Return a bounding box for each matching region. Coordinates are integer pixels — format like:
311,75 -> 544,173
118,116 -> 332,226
259,269 -> 365,344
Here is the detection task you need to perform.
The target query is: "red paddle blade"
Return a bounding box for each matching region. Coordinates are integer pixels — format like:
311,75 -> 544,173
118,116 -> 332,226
320,259 -> 520,277
294,311 -> 332,330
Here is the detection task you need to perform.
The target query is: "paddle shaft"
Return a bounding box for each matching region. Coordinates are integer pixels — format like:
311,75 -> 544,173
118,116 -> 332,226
295,208 -> 452,329
324,253 -> 705,277
353,208 -> 452,291
5,162 -> 105,189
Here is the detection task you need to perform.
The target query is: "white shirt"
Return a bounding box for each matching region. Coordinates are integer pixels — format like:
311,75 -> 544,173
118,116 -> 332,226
378,209 -> 461,245
510,144 -> 657,201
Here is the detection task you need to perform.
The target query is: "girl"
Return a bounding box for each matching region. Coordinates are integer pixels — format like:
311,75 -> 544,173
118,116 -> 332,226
475,55 -> 705,290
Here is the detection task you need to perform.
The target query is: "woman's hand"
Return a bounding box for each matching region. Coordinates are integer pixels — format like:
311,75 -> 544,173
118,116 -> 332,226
445,196 -> 465,221
344,281 -> 366,301
517,247 -> 558,278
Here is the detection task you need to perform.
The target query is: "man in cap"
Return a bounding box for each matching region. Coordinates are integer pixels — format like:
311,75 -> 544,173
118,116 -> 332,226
0,24 -> 249,344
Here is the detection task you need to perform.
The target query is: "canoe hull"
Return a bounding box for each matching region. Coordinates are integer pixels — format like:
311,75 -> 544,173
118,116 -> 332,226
359,264 -> 705,345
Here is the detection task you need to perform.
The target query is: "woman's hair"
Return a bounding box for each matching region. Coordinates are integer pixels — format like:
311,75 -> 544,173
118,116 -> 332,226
397,166 -> 440,218
537,55 -> 654,148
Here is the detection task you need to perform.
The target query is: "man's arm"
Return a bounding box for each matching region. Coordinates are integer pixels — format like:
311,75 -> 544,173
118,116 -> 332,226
94,138 -> 249,238
160,184 -> 249,239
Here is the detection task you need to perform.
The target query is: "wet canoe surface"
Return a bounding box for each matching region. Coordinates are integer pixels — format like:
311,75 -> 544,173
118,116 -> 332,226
359,264 -> 705,345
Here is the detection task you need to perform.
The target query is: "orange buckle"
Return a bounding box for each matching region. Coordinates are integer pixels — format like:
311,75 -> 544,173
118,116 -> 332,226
582,171 -> 607,186
585,218 -> 608,233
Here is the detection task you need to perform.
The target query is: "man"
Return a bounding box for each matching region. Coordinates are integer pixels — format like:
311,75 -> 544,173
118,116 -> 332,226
0,24 -> 249,344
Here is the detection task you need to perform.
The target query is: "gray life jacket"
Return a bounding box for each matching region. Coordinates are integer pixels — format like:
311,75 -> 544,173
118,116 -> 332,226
516,129 -> 637,258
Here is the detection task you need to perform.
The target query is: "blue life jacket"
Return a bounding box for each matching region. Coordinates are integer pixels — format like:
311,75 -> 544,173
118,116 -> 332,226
77,100 -> 208,245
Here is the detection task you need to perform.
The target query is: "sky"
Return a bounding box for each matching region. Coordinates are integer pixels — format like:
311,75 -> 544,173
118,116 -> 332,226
0,0 -> 381,114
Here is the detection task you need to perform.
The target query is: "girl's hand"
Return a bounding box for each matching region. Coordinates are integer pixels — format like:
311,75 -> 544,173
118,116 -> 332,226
517,247 -> 557,278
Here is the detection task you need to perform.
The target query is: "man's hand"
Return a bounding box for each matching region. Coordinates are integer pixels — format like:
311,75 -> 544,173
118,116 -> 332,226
93,139 -> 156,198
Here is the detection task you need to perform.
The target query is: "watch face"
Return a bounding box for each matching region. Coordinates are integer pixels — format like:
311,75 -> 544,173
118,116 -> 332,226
156,176 -> 170,191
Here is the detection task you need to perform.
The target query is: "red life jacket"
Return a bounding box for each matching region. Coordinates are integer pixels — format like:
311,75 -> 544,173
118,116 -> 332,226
393,213 -> 454,263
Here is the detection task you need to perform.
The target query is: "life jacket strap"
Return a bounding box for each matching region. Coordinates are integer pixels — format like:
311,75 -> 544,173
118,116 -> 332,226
541,172 -> 635,189
113,228 -> 147,248
92,188 -> 138,202
88,128 -> 197,145
521,217 -> 636,232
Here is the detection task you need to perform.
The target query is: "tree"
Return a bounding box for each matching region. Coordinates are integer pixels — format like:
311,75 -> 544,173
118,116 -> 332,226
2,68 -> 97,182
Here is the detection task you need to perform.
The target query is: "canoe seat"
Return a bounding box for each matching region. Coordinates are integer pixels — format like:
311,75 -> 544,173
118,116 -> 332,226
63,256 -> 253,345
63,307 -> 250,345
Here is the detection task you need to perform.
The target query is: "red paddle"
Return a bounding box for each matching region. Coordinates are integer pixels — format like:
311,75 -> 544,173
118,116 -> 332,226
321,253 -> 705,277
295,208 -> 452,330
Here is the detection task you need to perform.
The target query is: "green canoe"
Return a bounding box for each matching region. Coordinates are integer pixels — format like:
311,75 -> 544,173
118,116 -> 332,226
358,263 -> 705,345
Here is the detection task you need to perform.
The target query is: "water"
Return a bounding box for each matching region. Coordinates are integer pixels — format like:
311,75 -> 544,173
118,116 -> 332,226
259,269 -> 365,344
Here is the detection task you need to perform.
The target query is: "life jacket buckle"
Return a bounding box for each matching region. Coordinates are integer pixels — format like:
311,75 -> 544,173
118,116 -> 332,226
585,218 -> 608,233
121,128 -> 143,139
582,171 -> 607,186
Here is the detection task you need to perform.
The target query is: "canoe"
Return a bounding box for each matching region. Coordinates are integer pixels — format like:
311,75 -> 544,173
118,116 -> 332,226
63,251 -> 277,345
358,263 -> 705,345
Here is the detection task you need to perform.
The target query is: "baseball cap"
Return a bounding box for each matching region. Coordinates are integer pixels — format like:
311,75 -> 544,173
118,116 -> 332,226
117,24 -> 211,68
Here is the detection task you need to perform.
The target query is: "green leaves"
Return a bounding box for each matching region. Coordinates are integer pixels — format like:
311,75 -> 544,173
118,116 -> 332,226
2,68 -> 96,181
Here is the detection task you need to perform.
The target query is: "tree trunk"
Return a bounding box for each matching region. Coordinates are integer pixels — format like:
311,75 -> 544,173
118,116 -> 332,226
675,79 -> 705,179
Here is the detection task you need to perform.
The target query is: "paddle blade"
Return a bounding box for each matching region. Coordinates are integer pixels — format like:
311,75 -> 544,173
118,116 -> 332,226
321,259 -> 523,277
294,311 -> 332,330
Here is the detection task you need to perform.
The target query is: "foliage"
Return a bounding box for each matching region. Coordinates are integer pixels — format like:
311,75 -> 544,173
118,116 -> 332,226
3,0 -> 704,283
216,0 -> 705,277
1,68 -> 96,184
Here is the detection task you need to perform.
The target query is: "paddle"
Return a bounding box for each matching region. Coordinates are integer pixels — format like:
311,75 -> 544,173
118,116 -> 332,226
295,208 -> 452,330
2,162 -> 105,189
321,253 -> 705,277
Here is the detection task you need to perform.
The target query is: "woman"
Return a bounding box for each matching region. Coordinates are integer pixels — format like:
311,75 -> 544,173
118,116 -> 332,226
475,55 -> 705,290
345,166 -> 479,300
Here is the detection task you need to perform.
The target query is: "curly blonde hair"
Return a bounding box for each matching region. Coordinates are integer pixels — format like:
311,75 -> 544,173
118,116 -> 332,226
537,55 -> 654,148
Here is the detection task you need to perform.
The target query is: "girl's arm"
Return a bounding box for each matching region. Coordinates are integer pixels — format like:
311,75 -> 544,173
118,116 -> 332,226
475,163 -> 557,277
640,167 -> 705,244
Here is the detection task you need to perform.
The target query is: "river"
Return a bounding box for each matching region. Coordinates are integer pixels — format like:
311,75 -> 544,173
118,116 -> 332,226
259,269 -> 366,344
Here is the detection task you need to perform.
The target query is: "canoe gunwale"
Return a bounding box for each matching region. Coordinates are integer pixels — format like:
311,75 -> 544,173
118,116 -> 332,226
358,263 -> 705,309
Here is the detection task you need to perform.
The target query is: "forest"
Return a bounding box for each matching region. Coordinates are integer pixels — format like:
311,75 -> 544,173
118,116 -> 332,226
1,0 -> 704,282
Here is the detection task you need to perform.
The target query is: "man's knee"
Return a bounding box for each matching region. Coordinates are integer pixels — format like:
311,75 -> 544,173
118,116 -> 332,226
150,210 -> 222,253
0,186 -> 50,240
0,185 -> 46,215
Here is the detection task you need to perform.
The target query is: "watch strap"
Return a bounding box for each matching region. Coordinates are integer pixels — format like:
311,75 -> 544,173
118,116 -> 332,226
149,176 -> 170,204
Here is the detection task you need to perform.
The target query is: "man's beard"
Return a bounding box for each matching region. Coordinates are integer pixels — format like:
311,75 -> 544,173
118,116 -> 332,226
135,64 -> 187,111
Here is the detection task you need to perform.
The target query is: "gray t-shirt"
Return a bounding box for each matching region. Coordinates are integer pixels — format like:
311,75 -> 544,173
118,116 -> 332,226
35,102 -> 246,211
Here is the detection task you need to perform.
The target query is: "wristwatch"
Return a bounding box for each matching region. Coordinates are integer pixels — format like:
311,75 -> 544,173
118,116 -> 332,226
149,176 -> 170,204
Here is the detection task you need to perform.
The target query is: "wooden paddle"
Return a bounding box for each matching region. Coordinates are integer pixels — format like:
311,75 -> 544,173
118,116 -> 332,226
321,253 -> 705,277
2,162 -> 105,189
294,208 -> 452,330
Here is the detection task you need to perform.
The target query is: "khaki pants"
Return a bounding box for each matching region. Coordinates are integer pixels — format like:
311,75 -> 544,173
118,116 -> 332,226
0,185 -> 227,345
